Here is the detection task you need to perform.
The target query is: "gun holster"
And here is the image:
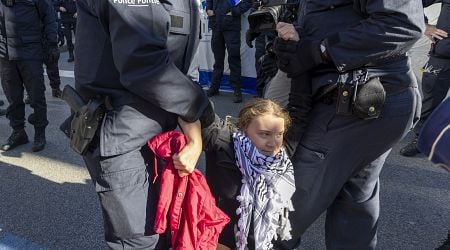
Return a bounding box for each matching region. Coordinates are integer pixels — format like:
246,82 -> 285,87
70,99 -> 105,155
336,70 -> 386,120
61,85 -> 106,155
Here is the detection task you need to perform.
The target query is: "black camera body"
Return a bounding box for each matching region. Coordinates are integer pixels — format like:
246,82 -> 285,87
248,0 -> 298,33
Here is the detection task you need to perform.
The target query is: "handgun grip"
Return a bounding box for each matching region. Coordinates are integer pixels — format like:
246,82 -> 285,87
61,85 -> 86,112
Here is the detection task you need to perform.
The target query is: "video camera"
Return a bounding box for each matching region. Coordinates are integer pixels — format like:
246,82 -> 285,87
248,0 -> 299,33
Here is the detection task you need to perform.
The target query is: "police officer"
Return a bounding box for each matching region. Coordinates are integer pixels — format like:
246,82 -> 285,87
400,0 -> 450,157
0,0 -> 58,152
205,0 -> 251,103
57,0 -> 76,62
25,3 -> 62,99
271,1 -> 424,249
75,0 -> 211,248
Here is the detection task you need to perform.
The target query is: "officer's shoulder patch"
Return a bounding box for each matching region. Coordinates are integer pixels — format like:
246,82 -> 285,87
169,9 -> 190,35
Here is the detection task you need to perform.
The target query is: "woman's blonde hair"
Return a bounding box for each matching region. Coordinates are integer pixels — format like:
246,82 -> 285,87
237,98 -> 291,132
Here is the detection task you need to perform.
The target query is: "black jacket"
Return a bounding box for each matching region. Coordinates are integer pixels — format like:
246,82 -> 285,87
0,0 -> 57,60
75,0 -> 208,156
206,0 -> 251,31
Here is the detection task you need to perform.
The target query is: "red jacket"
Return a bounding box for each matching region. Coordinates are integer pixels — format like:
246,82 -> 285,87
148,131 -> 230,250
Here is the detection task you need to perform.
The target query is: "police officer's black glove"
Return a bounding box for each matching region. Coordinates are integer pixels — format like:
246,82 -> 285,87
46,44 -> 60,64
245,29 -> 260,48
273,37 -> 324,78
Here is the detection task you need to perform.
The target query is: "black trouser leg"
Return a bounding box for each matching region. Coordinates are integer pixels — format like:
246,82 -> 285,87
63,21 -> 75,54
83,143 -> 160,249
0,58 -> 26,130
210,30 -> 226,90
223,29 -> 242,92
18,60 -> 48,129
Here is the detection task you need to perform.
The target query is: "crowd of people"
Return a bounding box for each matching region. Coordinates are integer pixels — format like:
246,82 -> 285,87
0,0 -> 449,249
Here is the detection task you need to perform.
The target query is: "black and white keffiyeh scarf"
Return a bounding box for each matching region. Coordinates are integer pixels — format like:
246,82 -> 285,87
233,131 -> 296,250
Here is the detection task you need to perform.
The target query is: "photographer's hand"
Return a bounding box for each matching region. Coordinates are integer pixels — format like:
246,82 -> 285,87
276,22 -> 299,41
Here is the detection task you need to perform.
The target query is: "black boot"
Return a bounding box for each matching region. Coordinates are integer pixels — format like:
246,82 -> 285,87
233,89 -> 242,103
1,129 -> 29,151
399,135 -> 420,157
206,84 -> 220,97
52,87 -> 62,98
32,128 -> 46,152
67,50 -> 74,62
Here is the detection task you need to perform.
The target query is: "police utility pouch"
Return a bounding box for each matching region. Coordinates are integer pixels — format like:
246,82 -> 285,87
336,70 -> 386,120
61,85 -> 105,155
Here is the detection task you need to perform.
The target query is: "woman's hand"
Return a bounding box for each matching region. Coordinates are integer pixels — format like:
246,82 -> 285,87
173,118 -> 202,177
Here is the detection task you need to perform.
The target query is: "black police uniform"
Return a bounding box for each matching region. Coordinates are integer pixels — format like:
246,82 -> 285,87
75,0 -> 208,248
206,0 -> 251,102
57,0 -> 76,61
0,0 -> 57,151
273,1 -> 424,249
401,0 -> 450,156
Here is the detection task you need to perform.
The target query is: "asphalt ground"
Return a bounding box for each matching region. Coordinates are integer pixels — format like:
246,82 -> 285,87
0,50 -> 449,249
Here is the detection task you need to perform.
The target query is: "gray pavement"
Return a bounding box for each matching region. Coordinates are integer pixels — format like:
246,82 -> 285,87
0,50 -> 449,249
